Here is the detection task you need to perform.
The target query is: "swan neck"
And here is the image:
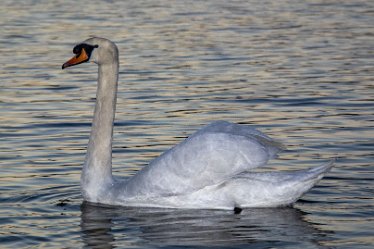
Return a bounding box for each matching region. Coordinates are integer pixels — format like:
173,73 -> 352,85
82,61 -> 119,196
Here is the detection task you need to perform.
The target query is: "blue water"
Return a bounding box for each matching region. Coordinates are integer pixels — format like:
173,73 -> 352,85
1,0 -> 373,248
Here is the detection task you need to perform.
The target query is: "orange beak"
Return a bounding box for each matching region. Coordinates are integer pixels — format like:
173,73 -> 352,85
62,48 -> 89,69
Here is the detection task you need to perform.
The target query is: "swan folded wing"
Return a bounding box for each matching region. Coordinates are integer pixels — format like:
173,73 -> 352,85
124,121 -> 284,197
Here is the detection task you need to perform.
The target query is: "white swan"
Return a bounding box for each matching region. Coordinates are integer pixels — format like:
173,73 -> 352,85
62,37 -> 333,210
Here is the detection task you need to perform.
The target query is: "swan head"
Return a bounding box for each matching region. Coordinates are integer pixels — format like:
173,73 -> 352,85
62,37 -> 118,69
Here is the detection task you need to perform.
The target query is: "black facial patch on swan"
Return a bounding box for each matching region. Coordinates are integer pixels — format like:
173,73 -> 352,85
73,43 -> 99,59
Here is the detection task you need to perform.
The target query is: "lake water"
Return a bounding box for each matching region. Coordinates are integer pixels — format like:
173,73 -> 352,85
1,0 -> 373,248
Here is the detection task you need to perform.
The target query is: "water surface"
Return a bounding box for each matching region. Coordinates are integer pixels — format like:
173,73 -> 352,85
1,0 -> 373,248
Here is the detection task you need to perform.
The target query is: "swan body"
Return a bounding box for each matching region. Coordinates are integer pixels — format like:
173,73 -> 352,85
63,37 -> 333,210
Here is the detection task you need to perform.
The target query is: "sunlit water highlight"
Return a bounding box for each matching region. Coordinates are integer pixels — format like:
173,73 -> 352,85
0,0 -> 373,248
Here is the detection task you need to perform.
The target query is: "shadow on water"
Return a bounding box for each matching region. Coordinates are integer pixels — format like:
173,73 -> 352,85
80,202 -> 330,249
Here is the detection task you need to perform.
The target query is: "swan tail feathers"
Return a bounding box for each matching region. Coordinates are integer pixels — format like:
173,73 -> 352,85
305,159 -> 334,175
280,160 -> 335,205
225,160 -> 334,208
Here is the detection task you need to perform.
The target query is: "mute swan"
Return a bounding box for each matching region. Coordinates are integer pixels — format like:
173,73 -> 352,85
62,37 -> 333,210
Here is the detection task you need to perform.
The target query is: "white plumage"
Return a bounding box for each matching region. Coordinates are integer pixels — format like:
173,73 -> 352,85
63,37 -> 333,210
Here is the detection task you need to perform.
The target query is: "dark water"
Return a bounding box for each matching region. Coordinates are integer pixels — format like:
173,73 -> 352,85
1,0 -> 373,248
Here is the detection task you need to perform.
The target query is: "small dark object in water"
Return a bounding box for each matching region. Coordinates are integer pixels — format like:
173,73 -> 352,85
234,207 -> 242,214
57,199 -> 70,207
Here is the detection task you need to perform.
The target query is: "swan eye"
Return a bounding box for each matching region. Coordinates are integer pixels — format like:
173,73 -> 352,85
73,44 -> 83,54
73,46 -> 80,55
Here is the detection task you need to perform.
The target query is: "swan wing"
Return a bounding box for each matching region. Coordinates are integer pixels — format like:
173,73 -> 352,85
124,121 -> 284,197
118,160 -> 333,209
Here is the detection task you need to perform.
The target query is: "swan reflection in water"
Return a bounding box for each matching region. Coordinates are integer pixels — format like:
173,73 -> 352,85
80,202 -> 329,248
